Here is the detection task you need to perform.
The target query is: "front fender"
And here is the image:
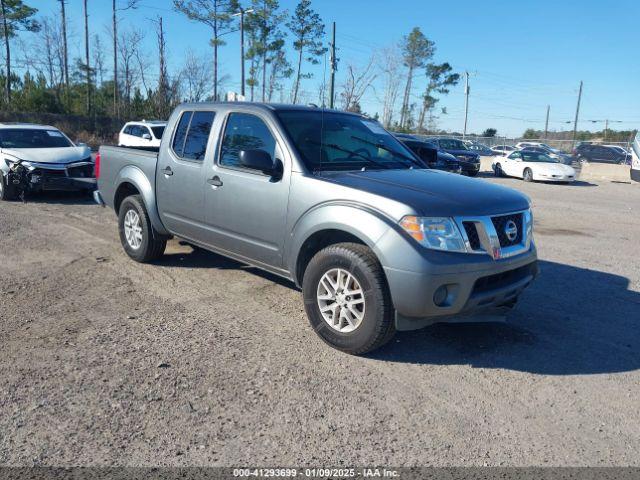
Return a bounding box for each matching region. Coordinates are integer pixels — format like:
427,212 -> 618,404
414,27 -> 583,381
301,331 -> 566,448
115,165 -> 169,236
286,202 -> 401,278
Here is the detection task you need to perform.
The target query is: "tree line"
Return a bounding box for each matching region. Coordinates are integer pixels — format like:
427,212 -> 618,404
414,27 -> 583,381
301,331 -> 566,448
0,0 -> 459,133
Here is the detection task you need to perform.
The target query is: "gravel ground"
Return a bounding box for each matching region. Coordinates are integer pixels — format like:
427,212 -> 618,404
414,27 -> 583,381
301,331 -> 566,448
0,173 -> 639,467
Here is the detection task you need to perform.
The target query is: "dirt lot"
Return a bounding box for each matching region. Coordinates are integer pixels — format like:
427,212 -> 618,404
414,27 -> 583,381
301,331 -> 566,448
1,174 -> 639,467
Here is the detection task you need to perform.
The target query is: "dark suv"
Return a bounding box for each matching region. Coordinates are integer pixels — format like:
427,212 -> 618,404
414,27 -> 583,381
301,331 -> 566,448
397,137 -> 462,174
429,137 -> 481,176
573,143 -> 630,164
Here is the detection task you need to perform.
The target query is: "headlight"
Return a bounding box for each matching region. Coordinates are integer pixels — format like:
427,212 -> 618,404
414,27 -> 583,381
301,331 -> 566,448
399,216 -> 466,252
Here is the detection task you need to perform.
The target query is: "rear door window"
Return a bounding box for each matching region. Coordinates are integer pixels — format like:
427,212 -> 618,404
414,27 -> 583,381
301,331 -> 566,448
182,111 -> 216,161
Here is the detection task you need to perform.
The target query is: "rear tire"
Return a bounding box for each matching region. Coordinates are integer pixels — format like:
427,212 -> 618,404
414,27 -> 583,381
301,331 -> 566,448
0,173 -> 18,201
118,195 -> 167,263
468,169 -> 479,177
523,168 -> 533,182
302,242 -> 395,355
494,163 -> 503,177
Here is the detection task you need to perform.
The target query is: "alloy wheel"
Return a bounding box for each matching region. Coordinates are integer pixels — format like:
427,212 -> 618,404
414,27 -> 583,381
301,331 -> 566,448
317,268 -> 365,333
124,209 -> 143,250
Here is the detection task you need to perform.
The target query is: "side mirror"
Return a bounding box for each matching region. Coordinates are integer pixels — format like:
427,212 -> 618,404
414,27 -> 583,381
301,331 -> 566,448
238,149 -> 275,174
142,133 -> 152,140
76,141 -> 88,147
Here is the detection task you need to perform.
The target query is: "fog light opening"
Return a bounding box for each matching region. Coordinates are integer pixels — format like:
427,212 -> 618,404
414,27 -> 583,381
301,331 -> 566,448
433,285 -> 449,307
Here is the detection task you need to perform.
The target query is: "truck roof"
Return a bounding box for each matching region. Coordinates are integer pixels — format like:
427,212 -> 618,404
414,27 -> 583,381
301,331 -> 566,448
176,102 -> 364,117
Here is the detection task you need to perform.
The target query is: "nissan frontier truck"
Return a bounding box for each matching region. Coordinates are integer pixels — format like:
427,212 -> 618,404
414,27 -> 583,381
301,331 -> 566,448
94,103 -> 538,354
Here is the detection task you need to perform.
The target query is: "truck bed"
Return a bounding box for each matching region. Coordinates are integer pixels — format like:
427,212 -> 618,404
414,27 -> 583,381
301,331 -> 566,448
97,145 -> 159,211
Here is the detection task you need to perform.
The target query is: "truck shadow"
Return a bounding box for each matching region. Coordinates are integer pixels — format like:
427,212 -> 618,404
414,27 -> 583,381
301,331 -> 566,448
369,260 -> 640,375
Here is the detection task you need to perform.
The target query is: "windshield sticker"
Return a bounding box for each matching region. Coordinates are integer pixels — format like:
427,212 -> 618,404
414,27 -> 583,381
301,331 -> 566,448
46,130 -> 64,137
362,120 -> 387,136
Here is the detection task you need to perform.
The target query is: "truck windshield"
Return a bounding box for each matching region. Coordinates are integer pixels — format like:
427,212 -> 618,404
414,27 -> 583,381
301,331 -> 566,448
0,128 -> 73,149
276,110 -> 423,171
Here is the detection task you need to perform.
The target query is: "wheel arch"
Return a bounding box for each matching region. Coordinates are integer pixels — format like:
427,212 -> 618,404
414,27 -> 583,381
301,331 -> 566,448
113,165 -> 169,236
288,203 -> 397,287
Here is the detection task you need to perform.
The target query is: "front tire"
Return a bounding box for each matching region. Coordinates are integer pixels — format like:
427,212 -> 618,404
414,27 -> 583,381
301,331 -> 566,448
302,243 -> 395,355
523,168 -> 533,182
118,195 -> 167,263
0,173 -> 18,201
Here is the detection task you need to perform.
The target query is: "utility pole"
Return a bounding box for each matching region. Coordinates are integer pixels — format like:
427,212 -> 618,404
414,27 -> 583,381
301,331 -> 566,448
59,1 -> 69,90
604,119 -> 609,141
112,0 -> 118,116
544,105 -> 550,139
84,0 -> 91,115
233,7 -> 254,98
572,80 -> 583,146
329,21 -> 336,109
1,0 -> 11,103
463,71 -> 470,138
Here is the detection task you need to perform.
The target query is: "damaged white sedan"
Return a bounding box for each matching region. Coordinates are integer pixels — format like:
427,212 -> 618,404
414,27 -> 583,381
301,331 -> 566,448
0,124 -> 95,201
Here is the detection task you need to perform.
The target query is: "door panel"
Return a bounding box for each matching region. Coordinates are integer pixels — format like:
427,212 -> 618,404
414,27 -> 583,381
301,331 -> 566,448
203,112 -> 289,268
156,110 -> 215,242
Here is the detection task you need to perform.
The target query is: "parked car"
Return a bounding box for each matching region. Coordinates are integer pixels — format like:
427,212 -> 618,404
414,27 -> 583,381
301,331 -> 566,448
119,120 -> 167,148
493,150 -> 576,183
427,137 -> 481,176
519,146 -> 573,165
95,103 -> 538,355
464,140 -> 494,156
0,123 -> 95,200
491,145 -> 517,156
397,137 -> 462,174
573,143 -> 630,164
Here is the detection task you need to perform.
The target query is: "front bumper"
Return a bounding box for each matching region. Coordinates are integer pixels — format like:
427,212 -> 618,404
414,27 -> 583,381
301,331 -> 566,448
534,172 -> 575,182
382,246 -> 538,331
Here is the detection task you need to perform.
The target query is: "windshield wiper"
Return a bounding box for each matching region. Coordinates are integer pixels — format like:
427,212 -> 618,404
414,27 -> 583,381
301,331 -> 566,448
307,140 -> 394,171
350,135 -> 426,169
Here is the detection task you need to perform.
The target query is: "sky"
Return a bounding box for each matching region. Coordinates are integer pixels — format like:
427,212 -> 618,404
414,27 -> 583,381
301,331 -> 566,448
18,0 -> 640,137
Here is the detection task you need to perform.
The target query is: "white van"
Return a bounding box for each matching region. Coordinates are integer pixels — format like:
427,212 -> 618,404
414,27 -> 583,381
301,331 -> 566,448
118,120 -> 167,148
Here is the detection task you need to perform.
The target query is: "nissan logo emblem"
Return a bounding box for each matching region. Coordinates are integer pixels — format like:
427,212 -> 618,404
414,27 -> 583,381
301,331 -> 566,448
505,220 -> 518,242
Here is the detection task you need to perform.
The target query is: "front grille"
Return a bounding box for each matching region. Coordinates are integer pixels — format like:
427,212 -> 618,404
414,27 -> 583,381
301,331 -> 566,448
463,222 -> 481,250
67,164 -> 94,178
32,168 -> 66,177
491,213 -> 523,248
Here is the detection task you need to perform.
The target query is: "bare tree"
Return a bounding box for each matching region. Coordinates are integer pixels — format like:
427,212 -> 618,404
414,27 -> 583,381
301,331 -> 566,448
377,45 -> 403,128
92,34 -> 105,85
180,49 -> 214,102
339,57 -> 376,113
117,27 -> 144,112
266,41 -> 291,102
112,0 -> 140,116
173,0 -> 238,101
38,16 -> 64,90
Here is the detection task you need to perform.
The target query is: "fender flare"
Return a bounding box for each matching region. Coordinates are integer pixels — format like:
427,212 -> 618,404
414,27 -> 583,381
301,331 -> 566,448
286,201 -> 400,279
115,165 -> 169,236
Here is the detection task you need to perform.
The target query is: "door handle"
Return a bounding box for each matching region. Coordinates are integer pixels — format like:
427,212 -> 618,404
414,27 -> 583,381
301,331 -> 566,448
161,166 -> 173,176
207,176 -> 223,187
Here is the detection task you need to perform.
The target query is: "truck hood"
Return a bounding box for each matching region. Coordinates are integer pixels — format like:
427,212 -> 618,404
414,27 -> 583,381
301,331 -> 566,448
323,169 -> 530,217
2,146 -> 92,164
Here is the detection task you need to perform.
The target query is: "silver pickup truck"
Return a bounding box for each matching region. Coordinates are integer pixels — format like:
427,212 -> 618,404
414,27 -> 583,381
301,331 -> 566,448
95,103 -> 538,354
